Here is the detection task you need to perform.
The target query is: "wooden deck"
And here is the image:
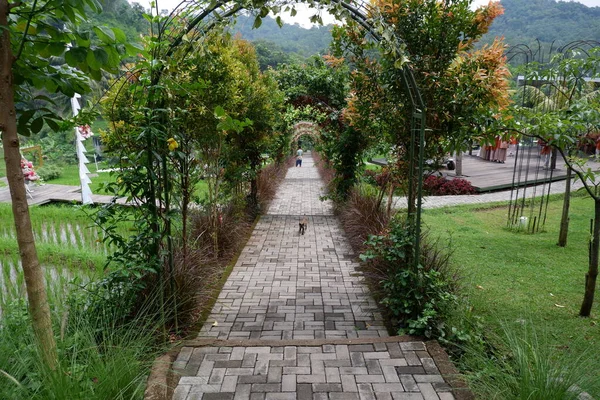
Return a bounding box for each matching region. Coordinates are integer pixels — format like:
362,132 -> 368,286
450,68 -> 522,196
372,146 -> 599,193
0,179 -> 127,206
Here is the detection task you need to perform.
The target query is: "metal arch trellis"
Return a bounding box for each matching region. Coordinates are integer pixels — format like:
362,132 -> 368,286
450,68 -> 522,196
146,0 -> 427,265
505,40 -> 600,233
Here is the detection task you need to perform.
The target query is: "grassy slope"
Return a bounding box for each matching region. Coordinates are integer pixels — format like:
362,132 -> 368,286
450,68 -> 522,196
423,190 -> 599,387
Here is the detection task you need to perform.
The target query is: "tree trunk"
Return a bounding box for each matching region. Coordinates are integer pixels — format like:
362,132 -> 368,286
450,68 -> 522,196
455,151 -> 463,176
550,147 -> 557,170
579,197 -> 600,317
557,166 -> 572,247
0,0 -> 57,369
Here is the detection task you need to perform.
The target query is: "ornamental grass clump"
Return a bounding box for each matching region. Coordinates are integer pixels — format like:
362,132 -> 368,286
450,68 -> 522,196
338,183 -> 390,253
0,294 -> 162,400
464,321 -> 599,400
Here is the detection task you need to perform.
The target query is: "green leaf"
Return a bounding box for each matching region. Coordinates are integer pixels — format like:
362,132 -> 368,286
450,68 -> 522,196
214,106 -> 226,118
94,26 -> 116,44
75,30 -> 91,47
20,126 -> 32,137
18,110 -> 36,128
45,118 -> 61,132
65,47 -> 88,66
31,117 -> 44,134
253,16 -> 262,29
47,42 -> 66,57
125,43 -> 144,56
87,48 -> 109,69
112,27 -> 127,43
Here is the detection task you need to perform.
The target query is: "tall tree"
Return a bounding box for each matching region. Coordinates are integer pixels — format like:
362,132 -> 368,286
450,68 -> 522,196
331,0 -> 507,200
508,50 -> 600,316
0,0 -> 136,368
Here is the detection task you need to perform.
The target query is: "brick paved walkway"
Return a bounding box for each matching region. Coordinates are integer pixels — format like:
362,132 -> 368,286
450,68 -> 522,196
172,154 -> 468,400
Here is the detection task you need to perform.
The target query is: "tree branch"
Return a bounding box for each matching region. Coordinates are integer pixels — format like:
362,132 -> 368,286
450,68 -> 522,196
15,0 -> 37,61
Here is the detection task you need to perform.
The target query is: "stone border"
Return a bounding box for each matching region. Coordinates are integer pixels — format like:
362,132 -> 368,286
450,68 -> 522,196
425,341 -> 475,400
144,336 -> 475,400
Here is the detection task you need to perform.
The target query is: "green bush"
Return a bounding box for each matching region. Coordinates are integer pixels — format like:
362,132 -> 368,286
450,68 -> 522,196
360,218 -> 459,338
36,164 -> 62,181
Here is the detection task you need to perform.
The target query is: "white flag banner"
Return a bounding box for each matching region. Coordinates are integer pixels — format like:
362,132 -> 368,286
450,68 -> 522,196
79,161 -> 91,175
81,184 -> 94,205
76,139 -> 87,155
71,93 -> 94,205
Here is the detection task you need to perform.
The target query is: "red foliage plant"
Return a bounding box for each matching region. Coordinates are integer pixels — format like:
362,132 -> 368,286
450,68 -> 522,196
423,175 -> 476,196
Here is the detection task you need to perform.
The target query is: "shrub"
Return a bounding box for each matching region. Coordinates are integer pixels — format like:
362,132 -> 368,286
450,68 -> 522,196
35,164 -> 62,181
362,169 -> 378,186
423,175 -> 476,196
360,218 -> 459,338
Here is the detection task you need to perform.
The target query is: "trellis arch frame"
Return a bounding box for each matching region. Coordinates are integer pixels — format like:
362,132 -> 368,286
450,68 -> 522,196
142,0 -> 427,265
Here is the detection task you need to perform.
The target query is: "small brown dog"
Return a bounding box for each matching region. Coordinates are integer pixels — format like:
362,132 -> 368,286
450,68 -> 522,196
299,217 -> 307,235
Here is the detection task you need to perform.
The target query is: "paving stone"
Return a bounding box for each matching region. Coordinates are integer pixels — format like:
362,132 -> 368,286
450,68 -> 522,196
179,377 -> 209,385
312,383 -> 343,392
381,365 -> 401,383
297,383 -> 313,400
172,385 -> 191,400
251,383 -> 281,392
330,393 -> 360,400
239,375 -> 268,384
282,374 -> 296,391
217,374 -> 238,392
395,366 -> 426,375
390,394 -> 424,400
203,393 -> 235,400
265,394 -> 296,400
399,375 -> 419,392
416,383 -> 439,400
341,375 -> 358,392
234,384 -> 252,400
413,375 -> 444,384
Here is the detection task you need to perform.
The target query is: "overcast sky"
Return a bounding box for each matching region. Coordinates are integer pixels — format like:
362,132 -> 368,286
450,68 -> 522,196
131,0 -> 600,29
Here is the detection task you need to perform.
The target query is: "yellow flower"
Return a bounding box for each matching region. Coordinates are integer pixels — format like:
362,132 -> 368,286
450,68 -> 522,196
167,138 -> 179,151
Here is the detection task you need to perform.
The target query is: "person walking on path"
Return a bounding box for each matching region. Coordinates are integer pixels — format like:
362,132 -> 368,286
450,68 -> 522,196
295,147 -> 303,167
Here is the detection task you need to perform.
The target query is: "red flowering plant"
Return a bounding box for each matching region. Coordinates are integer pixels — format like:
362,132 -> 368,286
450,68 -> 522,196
21,158 -> 40,182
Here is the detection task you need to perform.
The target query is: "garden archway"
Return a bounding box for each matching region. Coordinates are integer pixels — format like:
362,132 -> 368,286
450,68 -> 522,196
145,0 -> 427,264
292,121 -> 321,150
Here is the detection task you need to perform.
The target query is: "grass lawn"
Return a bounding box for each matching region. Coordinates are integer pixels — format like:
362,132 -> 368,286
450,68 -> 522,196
44,163 -> 210,199
46,163 -> 116,193
423,189 -> 599,394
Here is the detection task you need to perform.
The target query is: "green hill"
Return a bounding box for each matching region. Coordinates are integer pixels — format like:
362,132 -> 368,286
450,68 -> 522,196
230,14 -> 333,59
483,0 -> 600,49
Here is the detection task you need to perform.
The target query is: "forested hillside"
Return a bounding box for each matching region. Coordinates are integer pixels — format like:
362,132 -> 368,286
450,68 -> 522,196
231,15 -> 333,58
483,0 -> 600,48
